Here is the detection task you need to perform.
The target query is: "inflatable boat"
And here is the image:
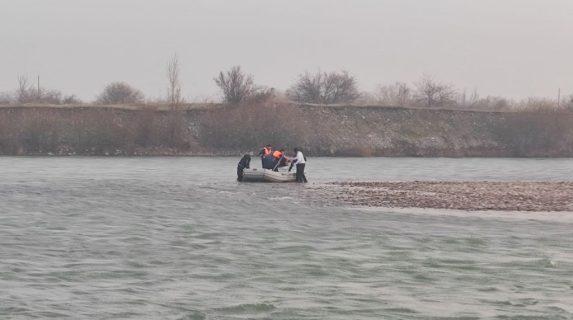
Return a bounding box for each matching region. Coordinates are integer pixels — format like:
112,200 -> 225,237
241,168 -> 296,182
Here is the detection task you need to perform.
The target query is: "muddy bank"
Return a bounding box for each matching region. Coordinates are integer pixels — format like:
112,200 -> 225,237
324,181 -> 573,212
1,103 -> 573,156
297,105 -> 573,157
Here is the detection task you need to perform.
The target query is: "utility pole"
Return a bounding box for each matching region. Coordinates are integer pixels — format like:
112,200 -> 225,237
37,75 -> 40,99
557,88 -> 561,108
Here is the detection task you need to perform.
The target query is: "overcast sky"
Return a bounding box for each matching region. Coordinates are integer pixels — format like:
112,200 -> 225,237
1,0 -> 572,101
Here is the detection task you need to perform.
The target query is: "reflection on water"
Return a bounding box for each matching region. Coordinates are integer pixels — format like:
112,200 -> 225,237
1,157 -> 572,319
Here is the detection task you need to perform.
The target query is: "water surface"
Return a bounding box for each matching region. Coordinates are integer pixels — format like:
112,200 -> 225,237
1,157 -> 572,319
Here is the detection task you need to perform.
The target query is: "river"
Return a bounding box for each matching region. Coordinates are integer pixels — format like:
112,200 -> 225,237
1,157 -> 572,319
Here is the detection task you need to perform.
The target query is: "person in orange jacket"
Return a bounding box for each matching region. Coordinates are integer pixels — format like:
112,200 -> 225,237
271,148 -> 287,171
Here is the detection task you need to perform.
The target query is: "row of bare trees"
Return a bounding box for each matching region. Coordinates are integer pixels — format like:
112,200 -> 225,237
96,54 -> 184,106
370,78 -> 494,109
5,64 -> 452,107
212,67 -> 573,110
366,78 -> 573,111
368,77 -> 457,108
212,67 -> 361,105
95,55 -> 185,106
0,55 -> 184,106
0,77 -> 145,106
1,75 -> 82,105
2,62 -> 572,110
210,67 -> 461,107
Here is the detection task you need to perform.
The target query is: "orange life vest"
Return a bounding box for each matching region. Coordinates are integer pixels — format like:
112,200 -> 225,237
272,150 -> 283,159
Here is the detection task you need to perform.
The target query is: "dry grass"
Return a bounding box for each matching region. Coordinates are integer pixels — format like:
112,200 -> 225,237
0,107 -> 195,155
493,109 -> 573,156
1,103 -> 573,157
199,101 -> 309,152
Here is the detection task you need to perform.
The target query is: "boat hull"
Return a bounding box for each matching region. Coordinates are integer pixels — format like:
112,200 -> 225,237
242,168 -> 296,183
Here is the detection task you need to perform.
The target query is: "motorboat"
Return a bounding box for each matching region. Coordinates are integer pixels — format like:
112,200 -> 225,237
241,168 -> 296,183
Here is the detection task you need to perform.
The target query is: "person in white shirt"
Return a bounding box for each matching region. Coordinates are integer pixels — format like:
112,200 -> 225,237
288,148 -> 308,183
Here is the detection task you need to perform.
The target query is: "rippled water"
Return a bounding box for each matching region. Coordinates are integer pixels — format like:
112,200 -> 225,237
1,157 -> 573,319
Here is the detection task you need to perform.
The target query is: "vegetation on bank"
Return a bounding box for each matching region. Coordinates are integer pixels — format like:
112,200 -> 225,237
1,101 -> 573,157
1,59 -> 572,157
0,107 -> 192,156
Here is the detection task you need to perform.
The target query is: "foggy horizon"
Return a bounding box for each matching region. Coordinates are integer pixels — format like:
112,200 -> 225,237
1,0 -> 572,101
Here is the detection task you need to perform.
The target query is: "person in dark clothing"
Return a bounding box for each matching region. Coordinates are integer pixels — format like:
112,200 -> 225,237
288,148 -> 308,183
237,154 -> 251,181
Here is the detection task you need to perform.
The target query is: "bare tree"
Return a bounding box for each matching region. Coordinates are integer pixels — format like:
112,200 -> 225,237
96,82 -> 144,105
16,75 -> 33,103
287,71 -> 322,104
165,55 -> 186,146
287,71 -> 360,105
376,82 -> 411,106
37,90 -> 63,104
353,91 -> 377,105
166,54 -> 183,110
516,97 -> 558,111
414,75 -> 456,108
456,89 -> 479,108
62,95 -> 82,104
214,66 -> 256,104
15,75 -> 64,104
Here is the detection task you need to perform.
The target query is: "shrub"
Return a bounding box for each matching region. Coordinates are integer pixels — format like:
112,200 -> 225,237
287,70 -> 359,105
414,75 -> 456,108
515,97 -> 558,111
13,76 -> 70,105
62,95 -> 83,105
214,66 -> 257,104
96,82 -> 144,105
375,82 -> 412,106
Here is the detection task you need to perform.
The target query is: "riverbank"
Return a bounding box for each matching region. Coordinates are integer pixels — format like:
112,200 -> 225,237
1,103 -> 573,157
325,181 -> 573,212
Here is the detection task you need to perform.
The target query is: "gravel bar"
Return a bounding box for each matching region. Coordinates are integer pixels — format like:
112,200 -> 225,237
326,181 -> 573,212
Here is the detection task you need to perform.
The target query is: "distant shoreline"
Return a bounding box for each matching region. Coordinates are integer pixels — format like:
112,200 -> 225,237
2,154 -> 573,159
1,103 -> 573,158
